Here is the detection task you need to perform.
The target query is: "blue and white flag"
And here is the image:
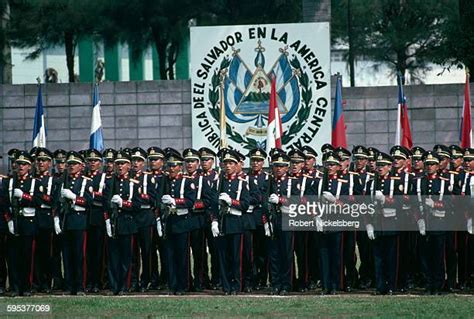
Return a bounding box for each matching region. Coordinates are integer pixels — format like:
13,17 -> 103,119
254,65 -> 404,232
32,85 -> 47,147
90,84 -> 104,151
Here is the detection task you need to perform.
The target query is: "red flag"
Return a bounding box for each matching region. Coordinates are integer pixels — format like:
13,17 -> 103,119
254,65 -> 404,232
266,76 -> 283,154
460,71 -> 472,148
332,76 -> 347,148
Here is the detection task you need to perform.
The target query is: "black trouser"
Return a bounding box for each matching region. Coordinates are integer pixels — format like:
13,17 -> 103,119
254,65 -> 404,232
425,232 -> 446,292
108,234 -> 133,294
253,225 -> 268,287
268,230 -> 293,292
216,233 -> 243,293
373,234 -> 398,293
342,231 -> 358,289
398,231 -> 417,289
307,231 -> 320,287
445,231 -> 457,289
0,233 -> 8,291
417,234 -> 429,288
151,232 -> 168,288
357,231 -> 374,286
52,233 -> 64,289
166,232 -> 190,293
294,231 -> 309,290
8,234 -> 36,294
319,232 -> 342,292
190,227 -> 209,290
457,231 -> 470,287
35,228 -> 54,291
135,225 -> 153,289
62,230 -> 87,293
87,224 -> 106,290
241,229 -> 255,290
205,225 -> 220,286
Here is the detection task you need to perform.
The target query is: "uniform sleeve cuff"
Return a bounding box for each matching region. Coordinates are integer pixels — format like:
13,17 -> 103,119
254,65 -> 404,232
279,197 -> 287,205
175,198 -> 185,206
93,191 -> 102,199
75,197 -> 86,206
434,201 -> 444,209
104,212 -> 109,220
42,194 -> 51,203
194,201 -> 205,209
231,199 -> 240,207
123,200 -> 132,208
22,193 -> 32,201
140,194 -> 150,200
4,213 -> 10,222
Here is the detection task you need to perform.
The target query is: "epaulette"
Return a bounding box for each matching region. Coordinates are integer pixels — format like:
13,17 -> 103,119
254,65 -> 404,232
130,178 -> 139,184
337,178 -> 348,183
390,176 -> 401,180
449,171 -> 459,175
349,171 -> 359,175
303,174 -> 313,178
289,176 -> 297,179
183,176 -> 193,179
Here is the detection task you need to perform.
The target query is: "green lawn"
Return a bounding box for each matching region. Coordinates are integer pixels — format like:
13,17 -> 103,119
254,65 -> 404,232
0,295 -> 473,318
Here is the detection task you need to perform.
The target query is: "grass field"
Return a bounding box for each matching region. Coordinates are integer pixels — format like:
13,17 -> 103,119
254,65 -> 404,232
0,294 -> 473,318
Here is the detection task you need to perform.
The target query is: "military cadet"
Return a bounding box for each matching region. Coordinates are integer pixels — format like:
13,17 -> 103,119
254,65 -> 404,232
367,148 -> 379,173
104,150 -> 138,295
53,151 -> 92,295
336,146 -> 362,292
366,152 -> 406,295
415,151 -> 453,295
183,148 -> 211,292
85,149 -> 107,293
5,151 -> 42,297
147,146 -> 167,290
51,149 -> 67,290
33,148 -> 56,293
0,166 -> 8,295
411,147 -> 426,178
351,145 -> 374,289
247,148 -> 269,290
159,149 -> 197,295
263,150 -> 298,295
199,147 -> 220,290
433,144 -> 460,292
210,149 -> 249,295
130,147 -> 157,292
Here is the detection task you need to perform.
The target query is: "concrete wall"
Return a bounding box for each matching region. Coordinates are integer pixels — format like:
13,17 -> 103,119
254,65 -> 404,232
0,80 -> 472,168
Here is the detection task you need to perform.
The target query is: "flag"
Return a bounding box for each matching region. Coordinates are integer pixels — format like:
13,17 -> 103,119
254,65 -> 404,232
394,73 -> 413,148
90,83 -> 104,151
266,76 -> 283,154
32,84 -> 47,147
460,70 -> 472,148
331,75 -> 347,148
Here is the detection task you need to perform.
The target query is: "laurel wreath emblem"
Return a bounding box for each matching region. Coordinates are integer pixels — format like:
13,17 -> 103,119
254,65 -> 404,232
208,55 -> 311,150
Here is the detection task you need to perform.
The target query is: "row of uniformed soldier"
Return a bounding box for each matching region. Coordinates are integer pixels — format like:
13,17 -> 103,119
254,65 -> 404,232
0,143 -> 473,296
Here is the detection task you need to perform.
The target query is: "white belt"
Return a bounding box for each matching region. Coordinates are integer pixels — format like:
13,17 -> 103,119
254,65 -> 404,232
72,205 -> 86,212
140,205 -> 151,209
280,206 -> 290,214
247,205 -> 254,213
93,201 -> 103,207
20,208 -> 35,217
432,210 -> 445,218
229,208 -> 242,216
402,204 -> 410,210
383,208 -> 396,218
176,209 -> 188,216
40,204 -> 51,209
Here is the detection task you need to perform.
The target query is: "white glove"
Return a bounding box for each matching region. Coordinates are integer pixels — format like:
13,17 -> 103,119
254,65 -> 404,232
417,219 -> 426,236
322,191 -> 336,203
54,216 -> 62,235
7,220 -> 14,235
61,189 -> 77,201
111,195 -> 123,207
468,218 -> 473,235
375,190 -> 385,204
13,188 -> 23,199
219,193 -> 232,206
156,218 -> 163,237
268,193 -> 280,204
211,221 -> 220,237
425,198 -> 435,208
105,219 -> 112,238
161,195 -> 176,206
366,224 -> 375,240
264,222 -> 273,237
315,217 -> 323,232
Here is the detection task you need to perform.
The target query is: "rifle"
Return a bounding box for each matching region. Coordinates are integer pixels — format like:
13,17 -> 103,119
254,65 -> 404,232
109,168 -> 119,239
60,168 -> 72,230
217,169 -> 229,236
10,171 -> 20,237
158,173 -> 172,240
266,173 -> 276,239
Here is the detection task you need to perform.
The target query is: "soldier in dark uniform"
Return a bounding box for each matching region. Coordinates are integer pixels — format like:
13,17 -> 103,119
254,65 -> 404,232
415,151 -> 453,295
130,147 -> 157,292
0,166 -> 9,295
247,148 -> 269,290
352,145 -> 374,289
85,149 -> 107,293
411,147 -> 426,178
263,151 -> 298,295
366,152 -> 406,295
51,149 -> 67,290
210,149 -> 249,295
104,150 -> 138,295
147,146 -> 167,290
54,151 -> 92,295
159,149 -> 197,295
5,151 -> 42,297
433,144 -> 461,292
367,147 -> 379,173
33,148 -> 56,293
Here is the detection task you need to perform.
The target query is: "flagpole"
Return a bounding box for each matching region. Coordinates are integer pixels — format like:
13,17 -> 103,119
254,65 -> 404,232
219,71 -> 227,149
